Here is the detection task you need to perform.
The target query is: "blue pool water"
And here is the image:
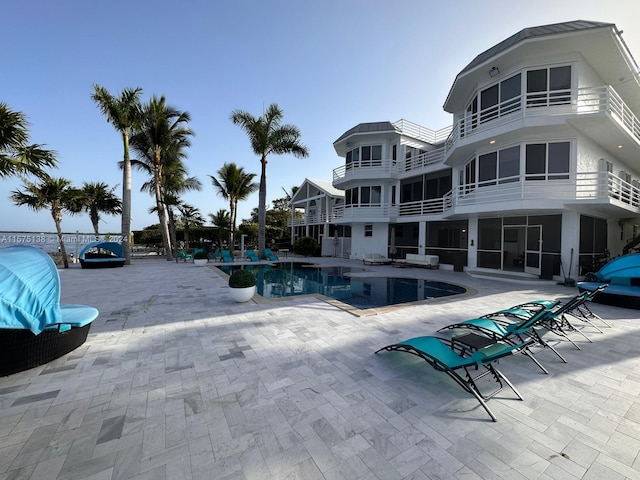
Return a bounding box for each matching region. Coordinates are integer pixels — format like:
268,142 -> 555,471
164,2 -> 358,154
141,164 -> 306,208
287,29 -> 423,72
218,262 -> 466,309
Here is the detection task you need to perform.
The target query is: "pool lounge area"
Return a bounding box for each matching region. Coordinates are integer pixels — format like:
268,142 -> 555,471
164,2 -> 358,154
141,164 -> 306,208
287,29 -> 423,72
216,262 -> 468,312
0,256 -> 639,479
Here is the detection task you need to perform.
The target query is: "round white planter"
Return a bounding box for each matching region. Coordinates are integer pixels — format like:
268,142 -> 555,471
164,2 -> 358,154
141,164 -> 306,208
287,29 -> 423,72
229,285 -> 256,303
194,259 -> 208,266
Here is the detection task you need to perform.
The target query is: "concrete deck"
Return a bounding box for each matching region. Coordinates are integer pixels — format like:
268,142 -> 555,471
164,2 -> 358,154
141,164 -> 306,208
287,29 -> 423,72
1,257 -> 639,479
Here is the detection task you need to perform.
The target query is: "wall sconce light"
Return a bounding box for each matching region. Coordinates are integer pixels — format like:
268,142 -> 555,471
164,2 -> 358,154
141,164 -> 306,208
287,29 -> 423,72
489,66 -> 500,77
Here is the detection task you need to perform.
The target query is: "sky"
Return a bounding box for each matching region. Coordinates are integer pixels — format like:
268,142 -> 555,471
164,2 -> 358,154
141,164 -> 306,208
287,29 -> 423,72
2,0 -> 640,234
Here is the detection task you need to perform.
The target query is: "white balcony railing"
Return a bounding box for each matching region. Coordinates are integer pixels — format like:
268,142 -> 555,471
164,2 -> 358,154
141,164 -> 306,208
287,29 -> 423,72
452,171 -> 640,209
292,172 -> 640,227
333,158 -> 394,182
392,119 -> 452,144
446,85 -> 640,153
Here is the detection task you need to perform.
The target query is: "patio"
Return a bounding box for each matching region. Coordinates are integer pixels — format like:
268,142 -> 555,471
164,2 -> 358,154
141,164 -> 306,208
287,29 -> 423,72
0,257 -> 639,479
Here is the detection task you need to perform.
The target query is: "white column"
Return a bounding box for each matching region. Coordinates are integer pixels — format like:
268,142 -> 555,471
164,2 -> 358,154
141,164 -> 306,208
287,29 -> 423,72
418,221 -> 426,255
467,217 -> 478,268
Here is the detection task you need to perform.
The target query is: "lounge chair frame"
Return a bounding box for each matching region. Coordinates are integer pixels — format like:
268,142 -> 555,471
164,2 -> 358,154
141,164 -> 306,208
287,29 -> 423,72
376,337 -> 525,421
439,304 -> 564,373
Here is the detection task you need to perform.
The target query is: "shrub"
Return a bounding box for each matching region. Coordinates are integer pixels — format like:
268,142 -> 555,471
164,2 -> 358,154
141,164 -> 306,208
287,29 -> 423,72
229,269 -> 256,288
293,236 -> 319,257
194,251 -> 208,260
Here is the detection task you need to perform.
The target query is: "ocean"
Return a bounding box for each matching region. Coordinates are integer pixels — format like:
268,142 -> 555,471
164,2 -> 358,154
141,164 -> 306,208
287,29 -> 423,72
0,231 -> 125,255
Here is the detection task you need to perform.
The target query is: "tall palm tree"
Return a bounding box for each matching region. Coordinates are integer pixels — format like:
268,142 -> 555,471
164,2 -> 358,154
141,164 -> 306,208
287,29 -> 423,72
135,149 -> 201,260
130,95 -> 193,261
11,176 -> 82,268
91,85 -> 143,265
0,102 -> 57,178
231,103 -> 308,254
177,203 -> 204,249
209,163 -> 257,247
162,158 -> 202,258
80,182 -> 122,240
209,209 -> 230,248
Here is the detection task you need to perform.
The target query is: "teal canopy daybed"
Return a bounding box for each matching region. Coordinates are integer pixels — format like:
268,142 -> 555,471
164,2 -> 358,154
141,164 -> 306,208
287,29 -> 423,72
79,241 -> 125,268
0,246 -> 99,376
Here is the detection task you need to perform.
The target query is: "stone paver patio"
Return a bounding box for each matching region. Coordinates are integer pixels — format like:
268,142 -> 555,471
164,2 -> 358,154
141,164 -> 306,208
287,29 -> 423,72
1,257 -> 639,479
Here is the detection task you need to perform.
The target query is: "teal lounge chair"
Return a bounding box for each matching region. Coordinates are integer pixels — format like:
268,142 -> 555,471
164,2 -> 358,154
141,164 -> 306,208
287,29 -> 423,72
178,249 -> 193,262
246,249 -> 259,262
376,336 -> 526,421
264,248 -> 278,261
221,250 -> 234,263
438,302 -> 565,373
492,286 -> 610,335
208,249 -> 221,261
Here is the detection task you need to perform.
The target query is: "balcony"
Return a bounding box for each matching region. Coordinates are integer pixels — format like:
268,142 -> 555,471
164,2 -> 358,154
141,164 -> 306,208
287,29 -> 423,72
333,149 -> 447,185
333,158 -> 393,184
445,85 -> 640,158
396,171 -> 640,219
450,171 -> 640,215
331,204 -> 397,223
391,119 -> 452,144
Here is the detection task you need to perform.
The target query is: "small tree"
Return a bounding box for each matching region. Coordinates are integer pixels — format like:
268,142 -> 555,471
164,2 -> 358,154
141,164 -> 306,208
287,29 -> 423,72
11,176 -> 82,268
80,181 -> 122,240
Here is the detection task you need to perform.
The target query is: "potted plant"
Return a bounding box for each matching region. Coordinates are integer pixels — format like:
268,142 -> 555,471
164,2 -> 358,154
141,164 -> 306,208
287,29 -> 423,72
193,250 -> 209,266
228,269 -> 256,302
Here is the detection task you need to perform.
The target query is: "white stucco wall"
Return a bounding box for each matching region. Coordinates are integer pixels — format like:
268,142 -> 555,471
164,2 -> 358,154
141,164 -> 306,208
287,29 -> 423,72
349,223 -> 389,260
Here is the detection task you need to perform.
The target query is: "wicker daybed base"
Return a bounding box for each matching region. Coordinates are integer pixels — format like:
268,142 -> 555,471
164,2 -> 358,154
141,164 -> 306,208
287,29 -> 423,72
0,324 -> 91,377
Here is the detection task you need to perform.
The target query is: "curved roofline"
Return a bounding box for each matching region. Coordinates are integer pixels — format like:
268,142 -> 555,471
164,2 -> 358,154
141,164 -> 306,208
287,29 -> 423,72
444,20 -> 617,109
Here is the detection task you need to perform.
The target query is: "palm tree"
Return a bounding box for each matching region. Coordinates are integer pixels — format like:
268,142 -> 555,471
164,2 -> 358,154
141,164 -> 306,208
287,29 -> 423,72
231,103 -> 308,254
130,95 -> 193,261
11,176 -> 82,268
177,203 -> 204,249
162,159 -> 202,259
91,85 -> 143,265
80,182 -> 122,240
0,102 -> 57,178
209,208 -> 231,248
135,149 -> 201,260
209,163 -> 257,247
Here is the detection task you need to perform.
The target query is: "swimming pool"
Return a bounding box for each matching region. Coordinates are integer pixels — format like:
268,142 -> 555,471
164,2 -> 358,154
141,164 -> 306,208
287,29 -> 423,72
217,262 -> 466,309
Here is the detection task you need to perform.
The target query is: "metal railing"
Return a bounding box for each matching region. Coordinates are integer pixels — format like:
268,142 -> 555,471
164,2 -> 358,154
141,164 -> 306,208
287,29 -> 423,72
392,119 -> 451,144
333,158 -> 393,181
446,85 -> 640,153
453,171 -> 640,209
292,171 -> 640,227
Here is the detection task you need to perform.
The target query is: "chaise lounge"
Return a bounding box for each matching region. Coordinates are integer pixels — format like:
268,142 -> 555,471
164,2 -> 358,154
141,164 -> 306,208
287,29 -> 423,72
0,246 -> 99,376
376,336 -> 526,421
363,253 -> 392,265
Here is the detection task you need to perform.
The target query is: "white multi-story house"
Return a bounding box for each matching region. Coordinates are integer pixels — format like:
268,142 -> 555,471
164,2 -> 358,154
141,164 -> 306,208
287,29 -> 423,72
290,20 -> 640,280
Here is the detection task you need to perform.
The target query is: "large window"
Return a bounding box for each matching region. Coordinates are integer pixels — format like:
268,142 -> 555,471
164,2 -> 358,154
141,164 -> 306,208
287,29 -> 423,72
345,145 -> 382,165
466,73 -> 523,128
345,186 -> 381,206
527,66 -> 571,107
579,215 -> 608,274
465,146 -> 521,188
525,141 -> 570,180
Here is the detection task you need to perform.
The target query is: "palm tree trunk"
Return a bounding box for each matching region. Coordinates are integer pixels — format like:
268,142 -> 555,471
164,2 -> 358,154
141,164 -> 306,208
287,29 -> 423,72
258,155 -> 268,254
229,199 -> 235,248
90,207 -> 100,240
167,206 -> 178,263
52,209 -> 69,269
154,162 -> 173,260
121,131 -> 132,265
